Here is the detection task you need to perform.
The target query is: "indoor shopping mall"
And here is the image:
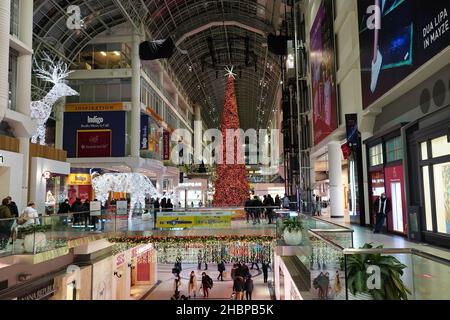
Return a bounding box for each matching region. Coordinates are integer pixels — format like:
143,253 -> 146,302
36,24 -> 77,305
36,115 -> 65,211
0,0 -> 449,304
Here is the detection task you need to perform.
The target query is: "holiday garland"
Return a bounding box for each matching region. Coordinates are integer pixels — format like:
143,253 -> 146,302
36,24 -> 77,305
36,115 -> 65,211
108,235 -> 274,264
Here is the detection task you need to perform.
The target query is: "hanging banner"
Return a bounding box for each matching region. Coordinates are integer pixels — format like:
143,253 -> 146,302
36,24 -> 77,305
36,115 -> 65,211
310,0 -> 338,146
357,0 -> 450,108
140,114 -> 149,150
345,114 -> 359,149
163,130 -> 170,160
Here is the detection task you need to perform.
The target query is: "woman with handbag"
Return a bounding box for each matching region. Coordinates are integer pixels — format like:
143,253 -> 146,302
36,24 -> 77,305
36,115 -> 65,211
188,271 -> 197,298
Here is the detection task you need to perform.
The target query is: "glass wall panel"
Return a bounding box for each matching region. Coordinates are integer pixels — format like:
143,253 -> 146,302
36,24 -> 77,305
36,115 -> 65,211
433,162 -> 450,234
422,166 -> 433,232
431,136 -> 450,159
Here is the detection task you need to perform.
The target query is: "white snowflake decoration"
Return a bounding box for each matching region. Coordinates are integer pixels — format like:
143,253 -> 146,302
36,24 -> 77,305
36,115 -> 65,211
91,172 -> 166,217
31,53 -> 79,145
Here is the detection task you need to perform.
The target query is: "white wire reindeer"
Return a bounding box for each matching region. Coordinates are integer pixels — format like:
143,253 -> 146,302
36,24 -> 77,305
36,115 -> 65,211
91,172 -> 162,217
31,54 -> 79,145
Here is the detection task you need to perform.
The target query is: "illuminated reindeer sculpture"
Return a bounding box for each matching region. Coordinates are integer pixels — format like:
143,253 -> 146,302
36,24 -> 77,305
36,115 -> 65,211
31,54 -> 79,145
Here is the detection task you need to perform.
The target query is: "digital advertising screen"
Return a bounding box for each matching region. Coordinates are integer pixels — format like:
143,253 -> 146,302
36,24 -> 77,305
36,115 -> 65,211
357,0 -> 450,108
310,0 -> 339,146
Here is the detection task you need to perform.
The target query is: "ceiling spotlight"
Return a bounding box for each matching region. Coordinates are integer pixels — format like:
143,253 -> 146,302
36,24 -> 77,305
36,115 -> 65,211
114,51 -> 120,56
100,51 -> 107,56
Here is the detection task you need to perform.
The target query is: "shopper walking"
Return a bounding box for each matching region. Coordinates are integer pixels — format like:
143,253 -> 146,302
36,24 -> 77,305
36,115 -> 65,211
153,198 -> 160,229
244,197 -> 253,223
274,195 -> 281,208
173,274 -> 181,296
252,196 -> 262,224
265,194 -> 275,224
217,260 -> 225,281
70,198 -> 84,225
262,261 -> 270,283
6,197 -> 19,218
244,276 -> 254,300
200,272 -> 213,298
188,271 -> 197,298
315,195 -> 322,216
233,275 -> 245,300
58,199 -> 70,214
282,194 -> 290,209
374,193 -> 390,233
0,198 -> 13,246
197,250 -> 203,270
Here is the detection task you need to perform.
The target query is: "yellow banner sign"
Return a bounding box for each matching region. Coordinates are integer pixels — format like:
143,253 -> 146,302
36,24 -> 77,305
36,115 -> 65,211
65,102 -> 125,112
68,173 -> 91,185
156,215 -> 231,229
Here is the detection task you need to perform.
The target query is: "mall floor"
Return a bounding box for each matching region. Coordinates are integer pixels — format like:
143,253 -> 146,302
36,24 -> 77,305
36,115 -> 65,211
144,263 -> 273,300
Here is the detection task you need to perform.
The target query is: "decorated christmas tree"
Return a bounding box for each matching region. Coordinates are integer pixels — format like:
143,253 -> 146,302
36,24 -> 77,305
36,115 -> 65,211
212,68 -> 250,207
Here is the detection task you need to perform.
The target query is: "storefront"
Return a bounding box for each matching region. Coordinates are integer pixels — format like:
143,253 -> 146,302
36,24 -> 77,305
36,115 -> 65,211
130,244 -> 157,296
177,179 -> 207,208
365,125 -> 407,235
405,105 -> 450,248
67,172 -> 93,205
29,157 -> 71,214
52,265 -> 93,300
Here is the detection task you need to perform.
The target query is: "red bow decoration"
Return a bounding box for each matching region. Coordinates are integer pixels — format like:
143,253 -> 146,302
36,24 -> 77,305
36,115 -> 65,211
341,143 -> 352,160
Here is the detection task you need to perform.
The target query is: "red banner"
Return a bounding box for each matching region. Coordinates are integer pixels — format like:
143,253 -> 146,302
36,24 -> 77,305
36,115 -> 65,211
163,130 -> 170,160
76,130 -> 112,157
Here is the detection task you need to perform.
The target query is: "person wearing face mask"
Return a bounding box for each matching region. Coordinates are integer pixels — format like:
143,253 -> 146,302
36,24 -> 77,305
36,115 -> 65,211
373,193 -> 390,234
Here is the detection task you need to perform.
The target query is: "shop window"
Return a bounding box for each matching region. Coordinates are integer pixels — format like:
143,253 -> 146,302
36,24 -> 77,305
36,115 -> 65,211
422,166 -> 433,232
8,49 -> 18,110
421,142 -> 428,161
431,136 -> 450,159
433,162 -> 450,234
386,136 -> 403,162
369,144 -> 383,167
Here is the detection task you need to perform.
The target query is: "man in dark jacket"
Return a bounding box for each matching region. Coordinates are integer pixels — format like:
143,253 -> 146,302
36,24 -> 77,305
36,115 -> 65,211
233,276 -> 245,300
374,193 -> 390,234
6,197 -> 19,217
252,196 -> 262,224
71,198 -> 84,225
265,194 -> 275,224
58,199 -> 70,214
244,276 -> 254,300
262,261 -> 270,283
244,197 -> 253,223
217,260 -> 226,281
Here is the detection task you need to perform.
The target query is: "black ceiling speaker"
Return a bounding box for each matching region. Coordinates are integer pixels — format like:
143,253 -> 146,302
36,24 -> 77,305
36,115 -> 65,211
267,33 -> 288,55
139,38 -> 175,60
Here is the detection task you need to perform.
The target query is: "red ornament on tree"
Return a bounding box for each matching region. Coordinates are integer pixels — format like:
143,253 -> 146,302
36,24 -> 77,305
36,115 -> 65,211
212,70 -> 250,207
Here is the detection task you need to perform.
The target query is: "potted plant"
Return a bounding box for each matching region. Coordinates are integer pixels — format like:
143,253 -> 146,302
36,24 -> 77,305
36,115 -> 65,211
18,225 -> 50,253
282,218 -> 304,245
346,243 -> 411,300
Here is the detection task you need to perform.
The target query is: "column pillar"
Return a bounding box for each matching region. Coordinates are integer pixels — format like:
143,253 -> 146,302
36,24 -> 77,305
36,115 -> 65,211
0,0 -> 11,121
156,175 -> 164,194
328,141 -> 344,218
174,93 -> 179,106
361,131 -> 372,225
131,32 -> 141,158
54,97 -> 66,149
194,104 -> 202,164
17,0 -> 33,206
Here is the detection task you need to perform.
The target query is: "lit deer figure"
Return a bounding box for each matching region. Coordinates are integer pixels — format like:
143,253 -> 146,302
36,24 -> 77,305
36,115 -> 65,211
31,54 -> 78,145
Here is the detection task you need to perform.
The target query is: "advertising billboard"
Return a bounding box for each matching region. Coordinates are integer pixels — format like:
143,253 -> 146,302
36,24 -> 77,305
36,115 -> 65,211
140,113 -> 149,150
357,0 -> 450,108
63,111 -> 126,158
310,0 -> 338,146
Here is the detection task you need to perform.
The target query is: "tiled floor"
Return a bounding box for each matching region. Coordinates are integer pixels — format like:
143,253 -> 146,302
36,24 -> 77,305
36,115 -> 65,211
145,263 -> 272,300
319,216 -> 450,260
